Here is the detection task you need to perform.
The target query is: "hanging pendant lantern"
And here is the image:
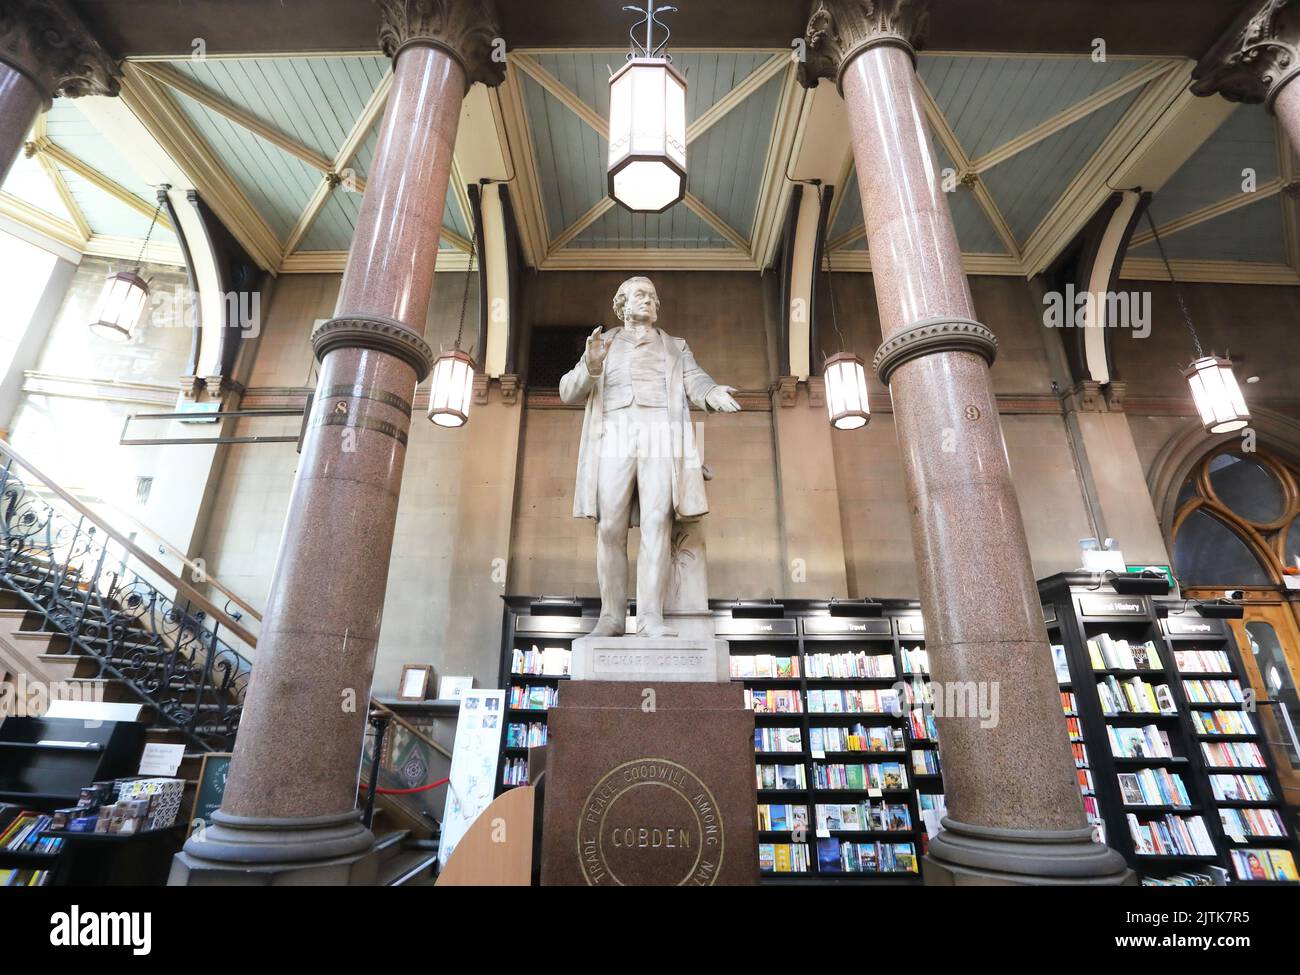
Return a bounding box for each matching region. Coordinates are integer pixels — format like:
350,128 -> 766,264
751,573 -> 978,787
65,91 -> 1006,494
607,2 -> 686,213
1184,355 -> 1250,435
89,191 -> 165,342
428,211 -> 479,428
824,352 -> 870,430
1144,208 -> 1251,436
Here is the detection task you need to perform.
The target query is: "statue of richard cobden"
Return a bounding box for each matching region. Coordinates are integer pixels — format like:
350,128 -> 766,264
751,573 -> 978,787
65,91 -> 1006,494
559,276 -> 740,638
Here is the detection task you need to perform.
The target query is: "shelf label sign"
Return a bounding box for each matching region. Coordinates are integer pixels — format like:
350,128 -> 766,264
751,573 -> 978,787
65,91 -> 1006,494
1076,595 -> 1145,617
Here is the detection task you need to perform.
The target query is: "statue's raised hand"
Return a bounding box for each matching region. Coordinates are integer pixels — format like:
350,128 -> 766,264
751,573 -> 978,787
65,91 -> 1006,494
584,326 -> 608,374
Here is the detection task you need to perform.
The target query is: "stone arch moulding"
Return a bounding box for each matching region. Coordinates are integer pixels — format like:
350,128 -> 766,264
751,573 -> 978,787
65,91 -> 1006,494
1147,406 -> 1300,548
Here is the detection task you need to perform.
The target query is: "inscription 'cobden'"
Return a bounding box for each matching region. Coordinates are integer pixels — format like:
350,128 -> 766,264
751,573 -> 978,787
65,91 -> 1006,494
577,758 -> 725,885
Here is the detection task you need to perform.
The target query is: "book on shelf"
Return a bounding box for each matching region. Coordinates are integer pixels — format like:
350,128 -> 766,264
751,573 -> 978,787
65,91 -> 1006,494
806,688 -> 900,715
899,645 -> 929,675
816,838 -> 918,874
1230,847 -> 1297,882
510,644 -> 571,677
757,803 -> 808,832
1117,768 -> 1192,807
1087,635 -> 1163,672
1218,807 -> 1288,841
501,757 -> 528,786
809,724 -> 904,754
759,842 -> 810,873
1052,644 -> 1071,683
1173,649 -> 1231,674
505,721 -> 547,749
755,727 -> 803,754
907,707 -> 938,741
730,654 -> 801,679
804,651 -> 895,680
0,811 -> 63,855
1209,773 -> 1272,802
1200,741 -> 1266,769
812,761 -> 909,792
911,748 -> 941,776
1061,690 -> 1078,715
1189,709 -> 1256,736
756,763 -> 807,791
815,801 -> 912,833
508,684 -> 558,710
1142,870 -> 1224,887
1095,675 -> 1176,715
1126,812 -> 1216,857
1065,716 -> 1085,741
1182,679 -> 1244,704
1107,724 -> 1174,759
745,688 -> 803,713
1076,767 -> 1095,793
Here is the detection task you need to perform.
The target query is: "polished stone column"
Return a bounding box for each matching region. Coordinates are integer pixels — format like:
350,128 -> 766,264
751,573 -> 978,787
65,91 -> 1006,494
174,0 -> 504,883
801,0 -> 1129,884
1192,0 -> 1300,156
0,0 -> 118,180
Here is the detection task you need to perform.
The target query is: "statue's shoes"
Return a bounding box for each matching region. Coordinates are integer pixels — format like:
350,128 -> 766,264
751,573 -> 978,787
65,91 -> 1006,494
637,620 -> 678,639
589,617 -> 625,637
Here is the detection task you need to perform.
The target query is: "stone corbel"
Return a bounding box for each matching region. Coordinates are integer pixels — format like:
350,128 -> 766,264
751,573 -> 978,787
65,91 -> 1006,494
472,373 -> 491,406
806,376 -> 826,408
178,375 -> 204,400
772,375 -> 799,407
0,0 -> 119,103
1063,379 -> 1105,413
798,0 -> 929,90
376,0 -> 506,90
1102,380 -> 1127,413
1192,0 -> 1300,108
498,374 -> 521,405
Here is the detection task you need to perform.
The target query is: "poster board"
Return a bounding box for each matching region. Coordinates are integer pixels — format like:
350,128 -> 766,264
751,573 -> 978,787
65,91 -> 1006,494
438,690 -> 506,869
189,752 -> 232,835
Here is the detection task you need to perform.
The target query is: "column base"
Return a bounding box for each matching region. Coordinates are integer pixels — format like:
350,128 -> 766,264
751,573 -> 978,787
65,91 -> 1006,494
172,808 -> 376,885
923,817 -> 1134,886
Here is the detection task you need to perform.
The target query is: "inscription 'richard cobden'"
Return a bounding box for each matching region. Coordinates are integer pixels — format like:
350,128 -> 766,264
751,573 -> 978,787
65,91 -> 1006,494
593,651 -> 706,669
578,759 -> 724,885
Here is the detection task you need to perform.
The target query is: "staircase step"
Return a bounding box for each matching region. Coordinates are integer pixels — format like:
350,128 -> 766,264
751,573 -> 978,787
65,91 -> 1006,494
378,846 -> 439,887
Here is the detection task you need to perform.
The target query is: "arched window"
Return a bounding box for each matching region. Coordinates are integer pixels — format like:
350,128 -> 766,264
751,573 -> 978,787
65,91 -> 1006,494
1171,447 -> 1300,588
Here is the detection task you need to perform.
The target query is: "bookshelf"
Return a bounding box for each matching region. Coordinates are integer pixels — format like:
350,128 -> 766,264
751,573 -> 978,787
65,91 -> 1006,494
497,597 -> 942,885
1038,574 -> 1299,885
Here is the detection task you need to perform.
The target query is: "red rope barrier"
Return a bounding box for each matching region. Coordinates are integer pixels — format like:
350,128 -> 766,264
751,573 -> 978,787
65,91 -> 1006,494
359,776 -> 449,795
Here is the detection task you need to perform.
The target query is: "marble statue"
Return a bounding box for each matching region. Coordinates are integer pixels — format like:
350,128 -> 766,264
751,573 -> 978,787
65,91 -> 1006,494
559,276 -> 740,638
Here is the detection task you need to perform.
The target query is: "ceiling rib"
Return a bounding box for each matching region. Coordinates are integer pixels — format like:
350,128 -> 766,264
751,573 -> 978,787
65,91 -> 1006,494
1130,178 -> 1284,247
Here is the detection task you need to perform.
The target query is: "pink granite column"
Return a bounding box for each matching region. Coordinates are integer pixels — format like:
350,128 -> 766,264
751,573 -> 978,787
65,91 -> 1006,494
1192,1 -> 1300,157
802,0 -> 1129,884
178,1 -> 504,877
0,1 -> 118,181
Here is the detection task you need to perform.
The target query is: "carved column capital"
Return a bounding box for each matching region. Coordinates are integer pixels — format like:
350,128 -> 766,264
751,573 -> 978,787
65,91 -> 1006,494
0,0 -> 119,103
376,0 -> 506,89
1192,0 -> 1300,108
798,0 -> 928,91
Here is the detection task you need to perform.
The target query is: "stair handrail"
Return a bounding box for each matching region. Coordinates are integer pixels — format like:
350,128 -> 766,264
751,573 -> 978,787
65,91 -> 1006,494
0,437 -> 258,650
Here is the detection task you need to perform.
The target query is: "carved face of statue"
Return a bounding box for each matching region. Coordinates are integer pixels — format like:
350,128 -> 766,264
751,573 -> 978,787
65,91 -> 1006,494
614,277 -> 659,328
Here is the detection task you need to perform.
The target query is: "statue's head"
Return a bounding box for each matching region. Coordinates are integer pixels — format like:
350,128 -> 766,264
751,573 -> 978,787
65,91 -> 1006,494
613,276 -> 659,327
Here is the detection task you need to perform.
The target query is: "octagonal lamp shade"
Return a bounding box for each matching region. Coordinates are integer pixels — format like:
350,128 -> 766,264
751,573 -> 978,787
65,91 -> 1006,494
90,270 -> 149,342
1184,354 -> 1250,435
608,57 -> 686,213
824,352 -> 870,430
427,349 -> 476,428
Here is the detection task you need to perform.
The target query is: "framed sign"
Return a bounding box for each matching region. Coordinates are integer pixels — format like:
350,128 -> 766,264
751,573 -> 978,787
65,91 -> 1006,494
397,664 -> 433,702
189,752 -> 232,835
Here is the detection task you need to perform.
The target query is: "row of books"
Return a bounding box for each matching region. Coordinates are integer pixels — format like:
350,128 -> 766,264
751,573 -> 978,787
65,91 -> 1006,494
1210,773 -> 1272,803
505,721 -> 547,749
1108,724 -> 1174,759
1061,690 -> 1078,715
912,749 -> 941,775
507,685 -> 557,711
757,764 -> 806,791
1118,768 -> 1192,808
804,651 -> 895,680
501,757 -> 528,786
908,707 -> 939,741
1231,847 -> 1297,882
1173,649 -> 1232,674
1070,742 -> 1090,768
1201,740 -> 1265,769
1142,871 -> 1220,887
1182,679 -> 1243,704
755,727 -> 802,753
509,644 -> 570,677
1077,767 -> 1095,794
1097,676 -> 1176,716
817,838 -> 918,874
759,843 -> 809,873
746,689 -> 802,713
757,803 -> 808,832
811,762 -> 908,792
1088,635 -> 1163,672
1191,709 -> 1256,736
807,688 -> 900,715
809,724 -> 903,754
1127,812 -> 1216,857
816,801 -> 912,833
1219,806 -> 1289,840
1065,715 -> 1084,741
730,654 -> 799,679
1,812 -> 63,854
899,645 -> 928,675
0,868 -> 52,886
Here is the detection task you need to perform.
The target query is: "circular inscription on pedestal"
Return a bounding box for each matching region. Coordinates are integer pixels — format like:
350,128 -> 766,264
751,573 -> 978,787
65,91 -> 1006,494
577,759 -> 724,886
